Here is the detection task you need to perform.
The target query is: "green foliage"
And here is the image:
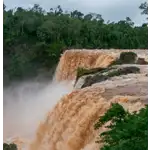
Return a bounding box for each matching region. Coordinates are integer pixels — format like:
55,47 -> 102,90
119,52 -> 137,64
94,103 -> 148,150
76,67 -> 105,78
3,143 -> 17,150
139,2 -> 148,15
110,52 -> 138,66
75,67 -> 106,86
3,3 -> 148,85
77,67 -> 90,78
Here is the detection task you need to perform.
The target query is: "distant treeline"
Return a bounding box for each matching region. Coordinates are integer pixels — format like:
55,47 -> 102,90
3,2 -> 148,84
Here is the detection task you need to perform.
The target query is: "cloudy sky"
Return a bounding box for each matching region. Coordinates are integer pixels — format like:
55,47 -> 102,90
4,0 -> 147,25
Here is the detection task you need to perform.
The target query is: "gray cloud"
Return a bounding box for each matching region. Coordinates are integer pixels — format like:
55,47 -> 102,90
4,0 -> 147,25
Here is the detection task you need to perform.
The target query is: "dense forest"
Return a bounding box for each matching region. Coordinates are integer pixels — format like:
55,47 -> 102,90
3,2 -> 148,85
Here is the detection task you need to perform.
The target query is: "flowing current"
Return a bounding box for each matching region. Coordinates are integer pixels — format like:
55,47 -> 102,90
3,50 -> 146,150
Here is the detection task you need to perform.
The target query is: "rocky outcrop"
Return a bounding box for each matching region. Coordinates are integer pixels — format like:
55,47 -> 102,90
136,58 -> 148,65
74,65 -> 141,89
74,51 -> 148,89
92,73 -> 148,104
109,51 -> 148,66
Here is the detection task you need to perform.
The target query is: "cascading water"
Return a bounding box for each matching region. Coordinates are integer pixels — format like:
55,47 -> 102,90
3,49 -> 147,150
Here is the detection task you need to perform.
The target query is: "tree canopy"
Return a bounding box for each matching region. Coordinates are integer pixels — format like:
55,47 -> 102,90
139,2 -> 148,15
3,3 -> 148,85
94,103 -> 148,150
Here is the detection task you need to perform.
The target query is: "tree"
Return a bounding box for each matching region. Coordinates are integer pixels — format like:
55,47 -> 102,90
54,5 -> 63,16
71,10 -> 84,19
125,17 -> 134,26
3,4 -> 148,85
139,2 -> 148,20
31,4 -> 45,14
84,14 -> 93,20
3,3 -> 6,11
139,2 -> 148,15
94,103 -> 148,150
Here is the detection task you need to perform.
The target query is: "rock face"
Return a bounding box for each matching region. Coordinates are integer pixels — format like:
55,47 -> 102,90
74,64 -> 148,104
74,65 -> 140,89
92,73 -> 148,104
75,64 -> 148,104
136,58 -> 148,65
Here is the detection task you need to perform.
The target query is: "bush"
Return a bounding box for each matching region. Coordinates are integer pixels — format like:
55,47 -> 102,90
76,67 -> 105,78
94,103 -> 148,150
75,67 -> 106,84
3,143 -> 17,150
119,52 -> 137,64
110,52 -> 138,66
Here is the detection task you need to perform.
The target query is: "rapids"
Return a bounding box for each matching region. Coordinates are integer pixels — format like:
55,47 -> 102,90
3,49 -> 147,150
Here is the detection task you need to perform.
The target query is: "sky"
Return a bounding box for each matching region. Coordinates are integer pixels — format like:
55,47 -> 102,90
4,0 -> 147,26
